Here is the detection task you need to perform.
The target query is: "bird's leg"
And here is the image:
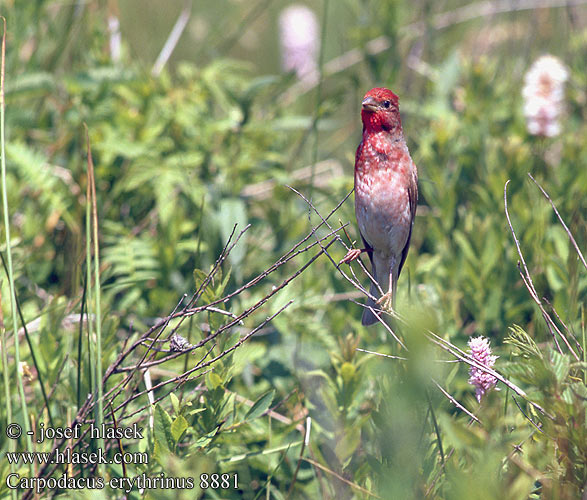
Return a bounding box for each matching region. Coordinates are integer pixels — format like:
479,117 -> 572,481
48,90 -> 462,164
376,266 -> 395,313
376,289 -> 394,312
340,248 -> 371,265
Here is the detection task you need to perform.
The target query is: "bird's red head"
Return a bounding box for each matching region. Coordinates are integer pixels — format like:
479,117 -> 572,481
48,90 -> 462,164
361,87 -> 401,134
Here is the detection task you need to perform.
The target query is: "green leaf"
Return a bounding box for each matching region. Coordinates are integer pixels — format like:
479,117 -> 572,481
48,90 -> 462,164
193,268 -> 215,303
153,404 -> 174,459
7,142 -> 74,226
438,413 -> 485,450
453,230 -> 477,263
335,425 -> 361,464
193,429 -> 218,449
6,71 -> 57,96
303,369 -> 330,381
206,372 -> 224,390
561,387 -> 574,405
549,350 -> 570,384
244,390 -> 275,421
170,393 -> 180,415
219,440 -> 303,463
217,267 -> 232,296
569,381 -> 587,400
171,415 -> 188,443
547,226 -> 570,262
231,342 -> 267,375
242,75 -> 280,102
188,408 -> 206,416
545,263 -> 566,291
194,268 -> 208,290
217,198 -> 248,281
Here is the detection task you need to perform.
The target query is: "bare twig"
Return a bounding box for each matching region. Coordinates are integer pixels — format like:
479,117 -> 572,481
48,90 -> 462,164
528,173 -> 586,271
432,379 -> 481,424
151,0 -> 192,77
286,417 -> 311,500
424,448 -> 456,497
102,292 -> 189,408
543,297 -> 583,356
350,300 -> 407,348
287,186 -> 387,325
102,224 -> 248,404
114,227 -> 343,375
287,186 -> 373,286
301,457 -> 381,498
504,180 -> 580,362
511,395 -> 544,434
356,348 -> 407,361
110,224 -> 341,419
425,328 -> 552,418
230,390 -> 306,433
26,197 -> 347,493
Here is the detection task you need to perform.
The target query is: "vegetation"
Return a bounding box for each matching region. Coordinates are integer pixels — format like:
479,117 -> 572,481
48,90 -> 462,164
0,1 -> 585,499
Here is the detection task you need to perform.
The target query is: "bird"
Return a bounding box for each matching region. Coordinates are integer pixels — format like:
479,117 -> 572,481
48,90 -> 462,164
341,87 -> 418,325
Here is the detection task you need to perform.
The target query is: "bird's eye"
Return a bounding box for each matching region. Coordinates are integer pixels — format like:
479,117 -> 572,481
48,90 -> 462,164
382,100 -> 391,109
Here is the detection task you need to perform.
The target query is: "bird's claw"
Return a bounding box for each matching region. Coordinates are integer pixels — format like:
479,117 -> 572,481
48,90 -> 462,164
376,291 -> 394,313
340,248 -> 362,265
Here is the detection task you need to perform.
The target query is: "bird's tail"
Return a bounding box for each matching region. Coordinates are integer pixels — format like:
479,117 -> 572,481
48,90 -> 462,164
361,281 -> 380,326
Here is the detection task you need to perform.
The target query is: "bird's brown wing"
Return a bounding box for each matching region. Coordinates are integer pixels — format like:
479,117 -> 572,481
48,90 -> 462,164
359,231 -> 374,263
397,167 -> 418,277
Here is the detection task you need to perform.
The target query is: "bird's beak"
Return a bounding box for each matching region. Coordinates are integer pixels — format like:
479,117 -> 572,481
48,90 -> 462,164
361,97 -> 379,113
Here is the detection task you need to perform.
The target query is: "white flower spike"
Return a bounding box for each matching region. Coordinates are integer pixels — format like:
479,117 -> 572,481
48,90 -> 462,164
522,55 -> 568,138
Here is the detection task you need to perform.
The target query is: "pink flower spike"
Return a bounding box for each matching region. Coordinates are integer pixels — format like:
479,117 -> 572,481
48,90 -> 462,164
278,5 -> 319,79
468,336 -> 498,402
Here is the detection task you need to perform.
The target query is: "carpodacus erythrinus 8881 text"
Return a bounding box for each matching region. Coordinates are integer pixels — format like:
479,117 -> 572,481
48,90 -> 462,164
341,88 -> 418,325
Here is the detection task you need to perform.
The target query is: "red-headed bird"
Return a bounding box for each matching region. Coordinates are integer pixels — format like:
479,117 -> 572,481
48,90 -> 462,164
341,88 -> 418,325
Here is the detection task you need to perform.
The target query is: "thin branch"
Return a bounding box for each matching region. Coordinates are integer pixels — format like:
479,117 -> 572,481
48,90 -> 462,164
528,173 -> 586,271
425,328 -> 551,418
424,448 -> 456,497
102,292 -> 188,407
103,224 -> 248,401
287,186 -> 389,331
301,457 -> 381,498
111,343 -> 216,416
511,395 -> 544,434
426,389 -> 446,465
286,417 -> 311,500
543,297 -> 583,355
151,0 -> 192,77
25,215 -> 344,492
504,180 -> 580,362
356,348 -> 407,360
175,300 -> 296,384
432,379 -> 481,424
352,300 -> 407,348
287,186 -> 377,291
